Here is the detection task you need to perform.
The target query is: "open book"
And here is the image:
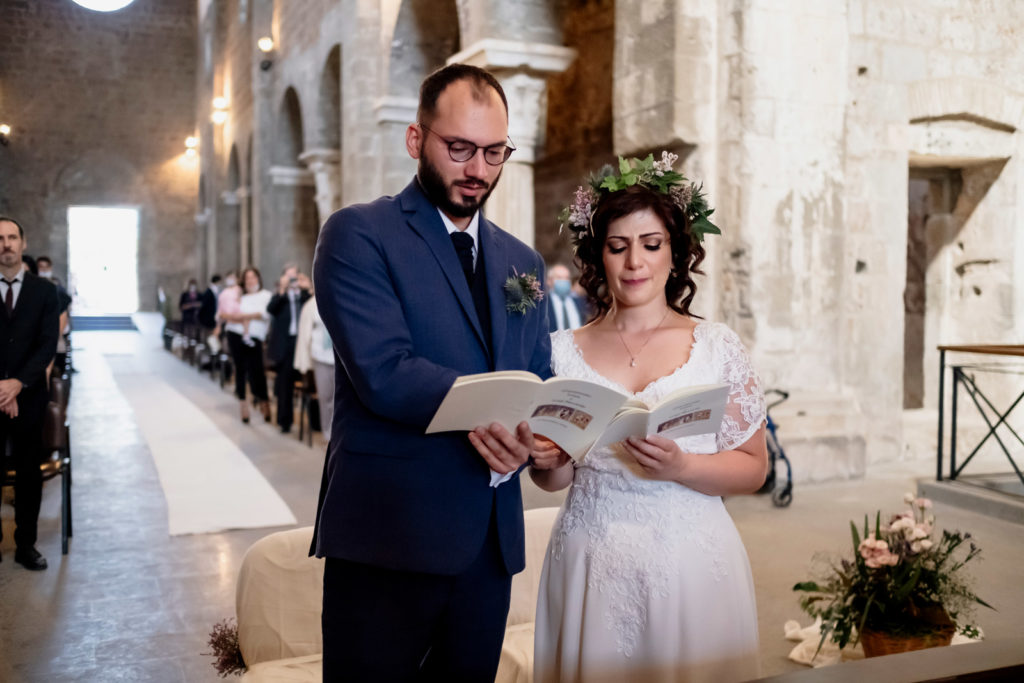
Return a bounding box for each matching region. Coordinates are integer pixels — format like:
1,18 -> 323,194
425,371 -> 729,462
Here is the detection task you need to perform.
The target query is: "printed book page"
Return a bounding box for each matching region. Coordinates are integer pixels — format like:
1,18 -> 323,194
425,373 -> 627,459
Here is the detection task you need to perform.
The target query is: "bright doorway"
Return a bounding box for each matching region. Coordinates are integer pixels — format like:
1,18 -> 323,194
67,206 -> 140,314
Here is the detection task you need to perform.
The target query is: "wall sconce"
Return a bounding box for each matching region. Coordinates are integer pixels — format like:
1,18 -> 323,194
0,124 -> 10,146
211,97 -> 229,125
185,135 -> 198,158
257,36 -> 275,71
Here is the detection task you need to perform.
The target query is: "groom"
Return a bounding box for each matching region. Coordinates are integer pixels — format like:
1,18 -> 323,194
310,64 -> 552,680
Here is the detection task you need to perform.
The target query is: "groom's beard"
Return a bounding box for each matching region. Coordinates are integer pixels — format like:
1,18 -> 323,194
418,147 -> 501,218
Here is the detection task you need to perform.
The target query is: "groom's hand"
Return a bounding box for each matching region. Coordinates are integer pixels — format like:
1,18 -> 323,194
468,421 -> 534,474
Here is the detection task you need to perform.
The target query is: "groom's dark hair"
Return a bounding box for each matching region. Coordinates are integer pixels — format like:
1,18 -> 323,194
417,64 -> 508,125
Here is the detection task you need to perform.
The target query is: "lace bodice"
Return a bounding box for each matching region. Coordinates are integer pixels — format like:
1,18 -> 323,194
545,321 -> 766,657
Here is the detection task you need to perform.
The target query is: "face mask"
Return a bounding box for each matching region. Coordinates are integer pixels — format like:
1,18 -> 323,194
553,279 -> 572,297
189,285 -> 197,293
246,284 -> 260,293
38,270 -> 53,279
225,277 -> 237,287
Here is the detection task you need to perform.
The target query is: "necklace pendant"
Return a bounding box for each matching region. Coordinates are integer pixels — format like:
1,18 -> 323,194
630,358 -> 637,368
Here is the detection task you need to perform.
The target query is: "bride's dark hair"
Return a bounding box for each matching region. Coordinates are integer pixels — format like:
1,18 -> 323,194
575,185 -> 705,319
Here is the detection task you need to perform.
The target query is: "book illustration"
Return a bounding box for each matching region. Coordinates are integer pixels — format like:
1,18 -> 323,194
657,408 -> 711,434
531,404 -> 594,430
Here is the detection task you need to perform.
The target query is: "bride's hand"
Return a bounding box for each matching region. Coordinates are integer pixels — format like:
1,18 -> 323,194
530,435 -> 571,471
622,434 -> 690,481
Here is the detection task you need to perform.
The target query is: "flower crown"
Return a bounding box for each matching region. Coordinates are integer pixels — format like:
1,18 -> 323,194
558,152 -> 720,249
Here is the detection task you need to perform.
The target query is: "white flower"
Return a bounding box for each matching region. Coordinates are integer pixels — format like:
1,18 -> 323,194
915,497 -> 933,509
920,539 -> 933,551
652,151 -> 678,174
904,492 -> 916,504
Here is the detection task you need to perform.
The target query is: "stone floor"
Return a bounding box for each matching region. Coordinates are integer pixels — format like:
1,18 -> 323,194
1,324 -> 1022,681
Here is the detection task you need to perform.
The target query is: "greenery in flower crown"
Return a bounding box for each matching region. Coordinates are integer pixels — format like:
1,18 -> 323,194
793,494 -> 992,653
558,152 -> 721,249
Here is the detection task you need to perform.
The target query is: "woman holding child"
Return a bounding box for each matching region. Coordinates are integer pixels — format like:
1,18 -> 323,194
530,153 -> 768,682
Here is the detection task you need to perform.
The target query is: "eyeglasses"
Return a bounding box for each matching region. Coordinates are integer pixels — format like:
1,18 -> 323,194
419,124 -> 515,166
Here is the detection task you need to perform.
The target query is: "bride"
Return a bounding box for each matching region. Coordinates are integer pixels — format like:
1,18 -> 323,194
530,154 -> 768,682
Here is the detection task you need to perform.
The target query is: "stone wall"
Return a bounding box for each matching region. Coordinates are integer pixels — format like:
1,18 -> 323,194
187,0 -> 1024,480
0,0 -> 197,312
534,0 -> 614,270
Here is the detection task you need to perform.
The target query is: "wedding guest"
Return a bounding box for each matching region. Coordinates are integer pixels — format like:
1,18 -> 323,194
530,154 -> 768,682
266,265 -> 311,434
0,216 -> 60,570
546,262 -> 587,332
310,63 -> 550,680
179,278 -> 202,340
35,255 -> 71,374
198,273 -> 221,338
221,267 -> 271,424
293,295 -> 334,441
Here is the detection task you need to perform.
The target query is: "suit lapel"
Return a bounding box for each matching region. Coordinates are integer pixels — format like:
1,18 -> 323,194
399,181 -> 488,350
478,218 -> 508,365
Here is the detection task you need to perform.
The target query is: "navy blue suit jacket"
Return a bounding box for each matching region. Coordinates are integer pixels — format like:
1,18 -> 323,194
310,178 -> 552,576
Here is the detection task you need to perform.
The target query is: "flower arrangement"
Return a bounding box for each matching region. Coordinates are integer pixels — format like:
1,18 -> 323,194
558,151 -> 720,249
793,493 -> 992,653
203,618 -> 246,677
504,268 -> 544,314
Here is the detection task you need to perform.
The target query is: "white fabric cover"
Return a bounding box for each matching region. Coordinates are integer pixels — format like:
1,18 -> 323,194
236,527 -> 325,667
235,510 -> 559,681
242,655 -> 322,683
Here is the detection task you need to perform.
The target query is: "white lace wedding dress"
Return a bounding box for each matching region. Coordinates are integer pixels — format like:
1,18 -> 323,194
534,322 -> 765,683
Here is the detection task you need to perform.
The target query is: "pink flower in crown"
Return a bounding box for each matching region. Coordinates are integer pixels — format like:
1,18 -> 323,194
568,185 -> 598,227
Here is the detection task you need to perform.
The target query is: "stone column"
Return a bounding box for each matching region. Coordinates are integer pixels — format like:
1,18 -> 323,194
298,148 -> 342,226
195,209 -> 212,282
236,185 -> 251,266
448,39 -> 575,246
376,96 -> 419,195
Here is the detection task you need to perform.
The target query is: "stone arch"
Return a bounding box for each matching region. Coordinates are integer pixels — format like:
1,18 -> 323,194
386,0 -> 460,99
216,144 -> 242,274
315,45 -> 341,150
534,0 -> 614,266
275,86 -> 305,166
243,134 -> 254,266
377,0 -> 461,192
268,87 -> 318,275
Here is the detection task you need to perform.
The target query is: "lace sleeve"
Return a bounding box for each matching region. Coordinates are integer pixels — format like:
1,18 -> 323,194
713,324 -> 766,452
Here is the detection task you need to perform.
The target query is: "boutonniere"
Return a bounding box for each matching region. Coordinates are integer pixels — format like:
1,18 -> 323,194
504,268 -> 544,315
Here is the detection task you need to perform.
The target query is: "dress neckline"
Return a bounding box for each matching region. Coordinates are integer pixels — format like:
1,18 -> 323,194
566,322 -> 707,397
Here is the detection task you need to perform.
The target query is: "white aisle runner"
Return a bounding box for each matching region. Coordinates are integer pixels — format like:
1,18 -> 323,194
115,372 -> 297,535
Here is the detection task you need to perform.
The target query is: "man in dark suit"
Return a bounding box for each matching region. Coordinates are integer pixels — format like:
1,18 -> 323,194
0,216 -> 60,570
311,64 -> 553,680
266,266 -> 311,433
197,273 -> 221,335
546,261 -> 588,331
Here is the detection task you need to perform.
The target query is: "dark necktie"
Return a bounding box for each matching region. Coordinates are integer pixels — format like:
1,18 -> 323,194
450,231 -> 474,285
3,279 -> 13,316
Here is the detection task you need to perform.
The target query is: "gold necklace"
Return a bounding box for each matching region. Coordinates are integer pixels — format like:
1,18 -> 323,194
614,308 -> 671,367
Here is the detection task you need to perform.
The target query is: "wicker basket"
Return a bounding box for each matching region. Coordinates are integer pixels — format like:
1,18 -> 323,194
859,607 -> 956,657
